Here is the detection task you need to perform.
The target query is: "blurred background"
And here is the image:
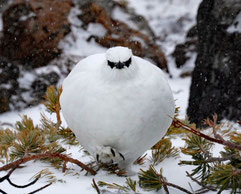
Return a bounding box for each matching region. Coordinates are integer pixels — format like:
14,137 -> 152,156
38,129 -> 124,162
0,0 -> 240,126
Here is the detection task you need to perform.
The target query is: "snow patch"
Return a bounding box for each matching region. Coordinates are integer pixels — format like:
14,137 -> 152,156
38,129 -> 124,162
59,6 -> 106,57
112,7 -> 139,31
87,23 -> 107,37
227,11 -> 241,33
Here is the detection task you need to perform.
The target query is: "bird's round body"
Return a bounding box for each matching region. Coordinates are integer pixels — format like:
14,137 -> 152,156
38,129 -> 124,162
60,47 -> 175,167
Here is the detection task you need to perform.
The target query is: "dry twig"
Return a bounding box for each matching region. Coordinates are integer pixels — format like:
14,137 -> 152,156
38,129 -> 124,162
28,182 -> 52,194
173,119 -> 241,151
0,152 -> 96,175
92,178 -> 101,194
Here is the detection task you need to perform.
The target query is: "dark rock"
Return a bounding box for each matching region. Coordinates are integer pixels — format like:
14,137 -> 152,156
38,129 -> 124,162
172,39 -> 197,68
0,0 -> 9,12
0,59 -> 19,84
0,0 -> 72,68
187,0 -> 241,126
0,58 -> 20,113
0,88 -> 10,113
172,24 -> 198,68
186,25 -> 198,38
31,72 -> 59,104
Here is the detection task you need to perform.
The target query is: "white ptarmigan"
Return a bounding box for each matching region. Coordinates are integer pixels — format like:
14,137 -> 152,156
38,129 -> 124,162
60,46 -> 175,168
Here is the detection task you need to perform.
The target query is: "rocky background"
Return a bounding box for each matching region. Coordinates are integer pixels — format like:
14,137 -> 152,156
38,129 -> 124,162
187,0 -> 241,125
0,0 -> 241,126
0,0 -> 169,113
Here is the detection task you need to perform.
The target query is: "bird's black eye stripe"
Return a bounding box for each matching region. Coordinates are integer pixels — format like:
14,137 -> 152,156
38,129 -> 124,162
124,58 -> 131,67
107,60 -> 115,68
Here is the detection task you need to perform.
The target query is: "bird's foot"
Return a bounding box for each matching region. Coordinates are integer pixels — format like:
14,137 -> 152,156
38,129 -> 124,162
95,146 -> 125,165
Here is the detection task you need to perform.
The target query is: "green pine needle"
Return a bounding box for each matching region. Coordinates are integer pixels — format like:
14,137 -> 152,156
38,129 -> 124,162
207,164 -> 241,194
138,166 -> 163,191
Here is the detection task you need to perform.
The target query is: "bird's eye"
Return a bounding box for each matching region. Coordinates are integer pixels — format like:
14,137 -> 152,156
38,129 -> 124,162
107,60 -> 115,69
124,58 -> 132,67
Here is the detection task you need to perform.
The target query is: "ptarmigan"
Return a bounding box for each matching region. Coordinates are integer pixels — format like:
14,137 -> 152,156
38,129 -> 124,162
60,46 -> 175,168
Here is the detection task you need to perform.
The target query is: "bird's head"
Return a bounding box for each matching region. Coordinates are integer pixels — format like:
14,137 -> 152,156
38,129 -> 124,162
106,47 -> 133,70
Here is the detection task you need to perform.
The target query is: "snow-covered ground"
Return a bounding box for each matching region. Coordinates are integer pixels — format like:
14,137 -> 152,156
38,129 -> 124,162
0,0 -> 233,193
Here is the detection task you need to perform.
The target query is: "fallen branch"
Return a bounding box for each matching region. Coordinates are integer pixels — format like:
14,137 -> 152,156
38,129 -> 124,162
28,182 -> 52,194
0,165 -> 40,189
92,178 -> 101,194
173,119 -> 241,151
0,165 -> 42,193
0,152 -> 96,175
0,189 -> 7,194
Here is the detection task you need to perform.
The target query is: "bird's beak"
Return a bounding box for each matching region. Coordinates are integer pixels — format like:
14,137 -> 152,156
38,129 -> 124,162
115,62 -> 125,69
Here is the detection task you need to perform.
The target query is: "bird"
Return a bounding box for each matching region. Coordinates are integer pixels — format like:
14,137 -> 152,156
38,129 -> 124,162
60,46 -> 175,168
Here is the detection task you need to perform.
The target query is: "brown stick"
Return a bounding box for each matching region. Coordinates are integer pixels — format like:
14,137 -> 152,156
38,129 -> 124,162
92,178 -> 101,194
164,182 -> 192,194
173,119 -> 241,151
0,152 -> 96,175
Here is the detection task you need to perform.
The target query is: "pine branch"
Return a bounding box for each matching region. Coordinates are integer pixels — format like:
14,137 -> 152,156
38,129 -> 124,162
0,152 -> 96,175
42,85 -> 62,128
125,177 -> 137,192
134,153 -> 147,165
173,119 -> 241,151
186,171 -> 216,192
207,164 -> 241,193
179,154 -> 236,165
138,166 -> 192,194
232,169 -> 241,176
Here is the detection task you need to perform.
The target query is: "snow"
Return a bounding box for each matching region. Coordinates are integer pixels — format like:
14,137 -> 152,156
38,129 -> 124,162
0,0 -> 233,194
0,76 -> 227,194
58,7 -> 106,57
227,11 -> 241,33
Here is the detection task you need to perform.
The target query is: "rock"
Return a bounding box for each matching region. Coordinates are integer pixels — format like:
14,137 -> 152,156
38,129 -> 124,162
78,2 -> 168,72
0,0 -> 8,12
31,72 -> 59,104
187,0 -> 241,126
0,58 -> 19,113
0,0 -> 71,113
0,0 -> 72,68
0,59 -> 19,84
172,25 -> 198,68
172,39 -> 197,68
